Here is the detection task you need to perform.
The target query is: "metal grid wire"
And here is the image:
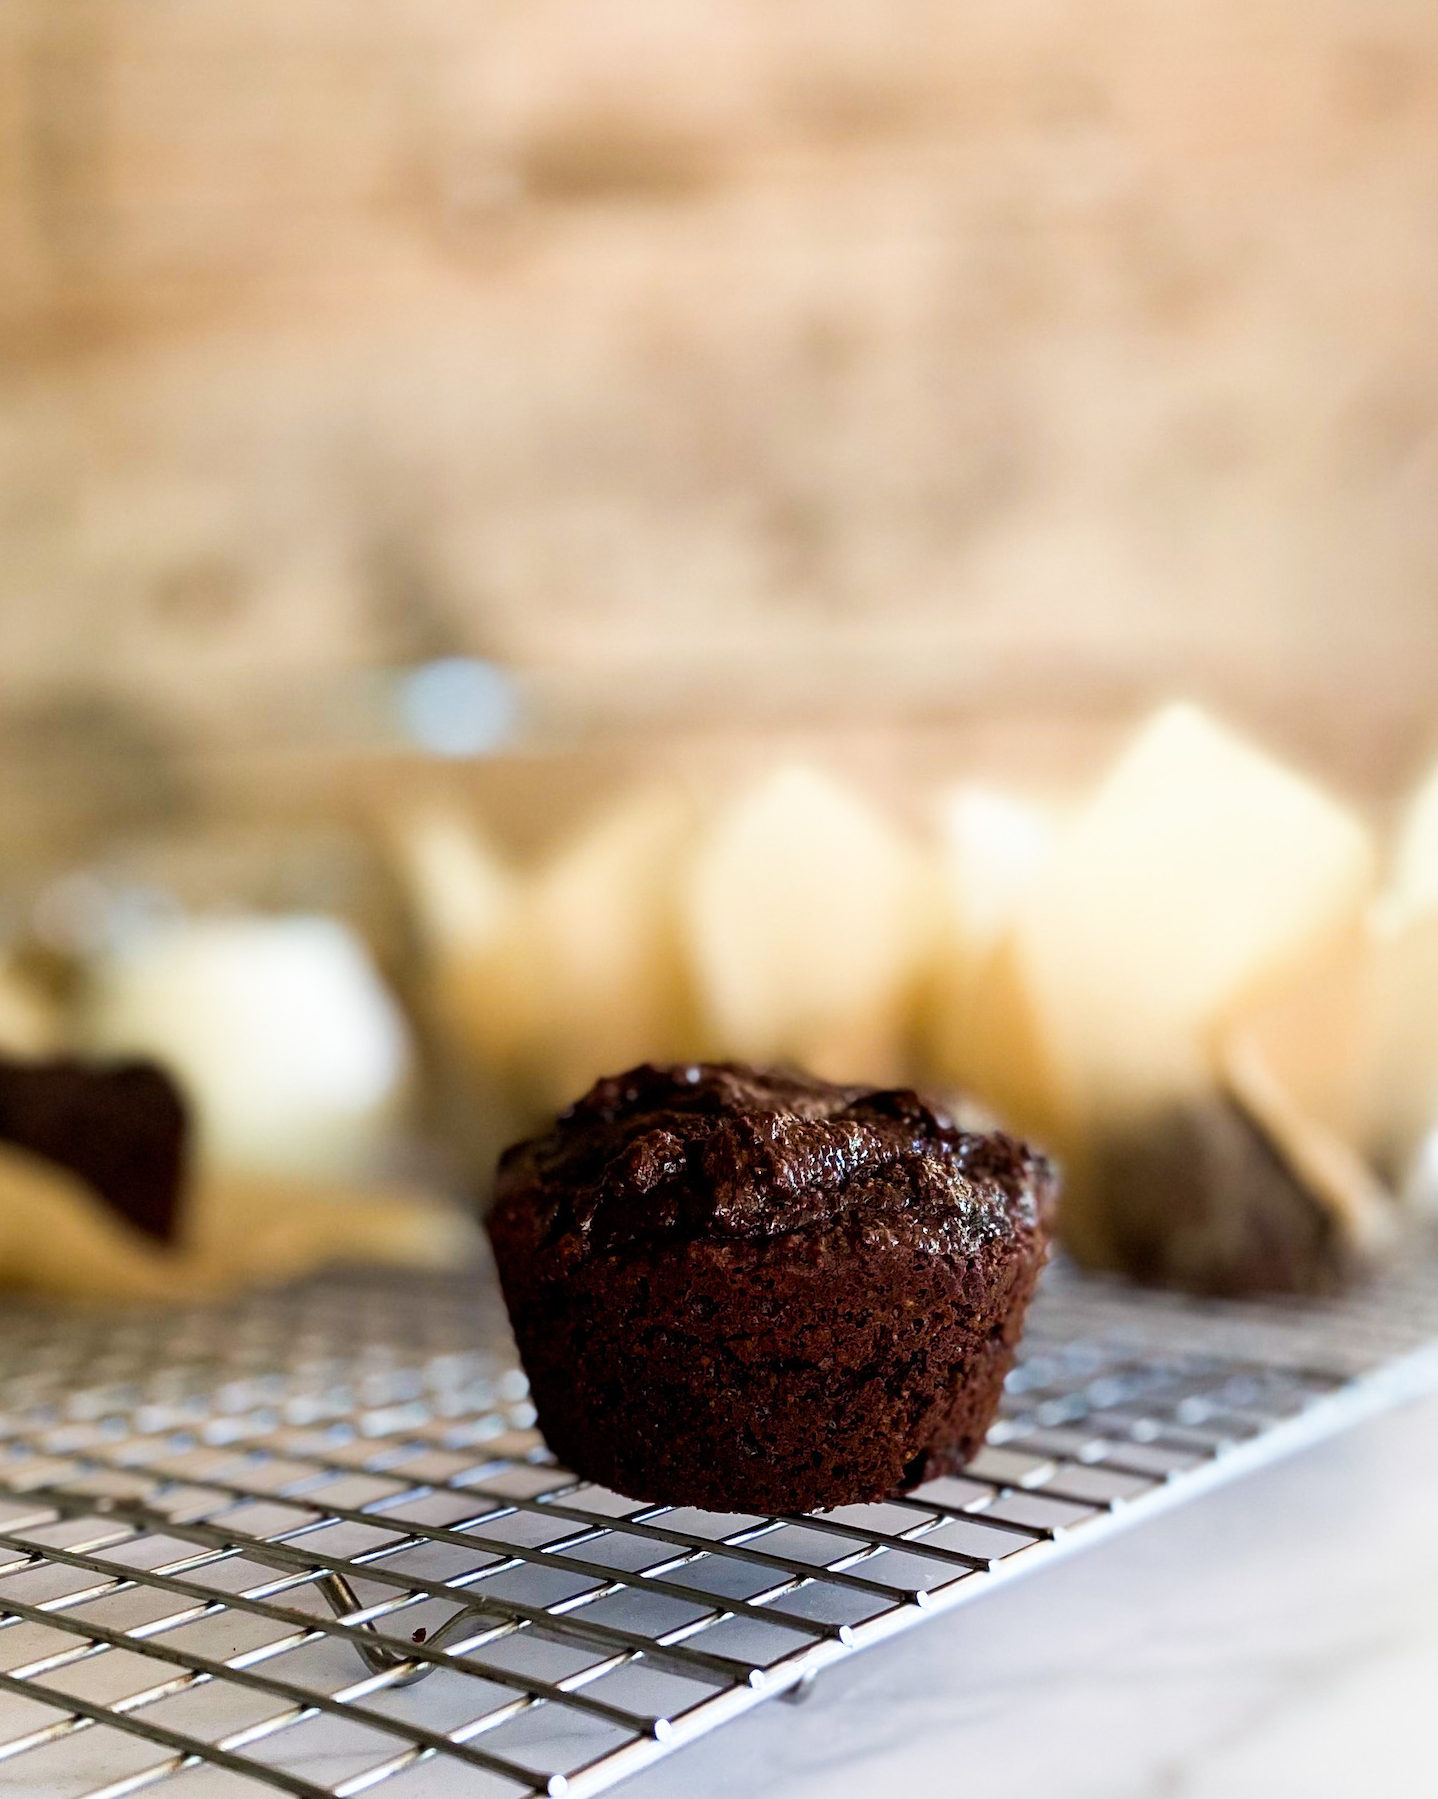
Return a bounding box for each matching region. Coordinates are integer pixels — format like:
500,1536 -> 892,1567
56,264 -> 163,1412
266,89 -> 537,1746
2,1249 -> 1438,1799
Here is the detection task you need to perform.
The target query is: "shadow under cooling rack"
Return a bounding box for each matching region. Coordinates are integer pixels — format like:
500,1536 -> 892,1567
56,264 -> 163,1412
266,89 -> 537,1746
2,1253 -> 1438,1799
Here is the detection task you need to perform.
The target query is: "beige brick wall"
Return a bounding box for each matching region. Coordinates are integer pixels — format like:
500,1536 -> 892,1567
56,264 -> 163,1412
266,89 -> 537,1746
0,2 -> 1434,789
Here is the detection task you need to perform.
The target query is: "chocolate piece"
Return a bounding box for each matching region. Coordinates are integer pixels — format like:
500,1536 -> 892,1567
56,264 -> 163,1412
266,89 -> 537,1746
0,1056 -> 189,1242
487,1061 -> 1055,1513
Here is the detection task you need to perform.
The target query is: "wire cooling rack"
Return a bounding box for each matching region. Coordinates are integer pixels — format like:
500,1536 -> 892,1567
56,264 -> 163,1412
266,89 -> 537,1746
2,1249 -> 1438,1799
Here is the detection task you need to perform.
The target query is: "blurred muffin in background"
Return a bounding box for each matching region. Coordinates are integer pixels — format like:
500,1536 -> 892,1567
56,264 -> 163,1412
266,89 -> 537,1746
0,911 -> 478,1300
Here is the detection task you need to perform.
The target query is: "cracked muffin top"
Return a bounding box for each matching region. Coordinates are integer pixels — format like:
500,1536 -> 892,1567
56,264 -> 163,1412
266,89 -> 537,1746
493,1060 -> 1055,1261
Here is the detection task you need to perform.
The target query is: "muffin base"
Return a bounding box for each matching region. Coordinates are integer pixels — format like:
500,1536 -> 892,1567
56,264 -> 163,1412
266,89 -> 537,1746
492,1222 -> 1045,1515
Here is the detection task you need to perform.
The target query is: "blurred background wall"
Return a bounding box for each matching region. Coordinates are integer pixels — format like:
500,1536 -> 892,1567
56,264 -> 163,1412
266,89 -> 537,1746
0,1 -> 1434,841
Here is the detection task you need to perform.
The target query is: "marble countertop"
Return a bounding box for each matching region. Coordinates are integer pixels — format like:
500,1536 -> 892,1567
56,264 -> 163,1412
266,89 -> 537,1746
617,1387 -> 1438,1799
1,1351 -> 1431,1798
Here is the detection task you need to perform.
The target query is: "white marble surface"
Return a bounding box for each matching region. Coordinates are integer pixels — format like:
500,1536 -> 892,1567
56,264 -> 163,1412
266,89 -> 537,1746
619,1388 -> 1438,1799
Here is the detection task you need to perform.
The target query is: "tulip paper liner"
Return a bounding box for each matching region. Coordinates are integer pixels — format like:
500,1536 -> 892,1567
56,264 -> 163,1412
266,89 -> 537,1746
0,1252 -> 1436,1799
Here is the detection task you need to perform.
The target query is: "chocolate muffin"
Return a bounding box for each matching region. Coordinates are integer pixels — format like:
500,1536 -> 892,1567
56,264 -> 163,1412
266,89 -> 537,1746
0,1055 -> 189,1242
1075,1100 -> 1351,1297
487,1062 -> 1055,1514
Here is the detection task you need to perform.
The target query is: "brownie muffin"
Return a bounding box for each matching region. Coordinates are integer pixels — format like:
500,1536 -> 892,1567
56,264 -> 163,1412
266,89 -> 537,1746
0,1055 -> 189,1242
1065,1091 -> 1389,1299
487,1062 -> 1055,1514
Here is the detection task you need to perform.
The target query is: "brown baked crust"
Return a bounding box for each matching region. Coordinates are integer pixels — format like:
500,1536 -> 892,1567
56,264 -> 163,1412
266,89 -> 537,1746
0,1056 -> 189,1243
487,1062 -> 1054,1512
